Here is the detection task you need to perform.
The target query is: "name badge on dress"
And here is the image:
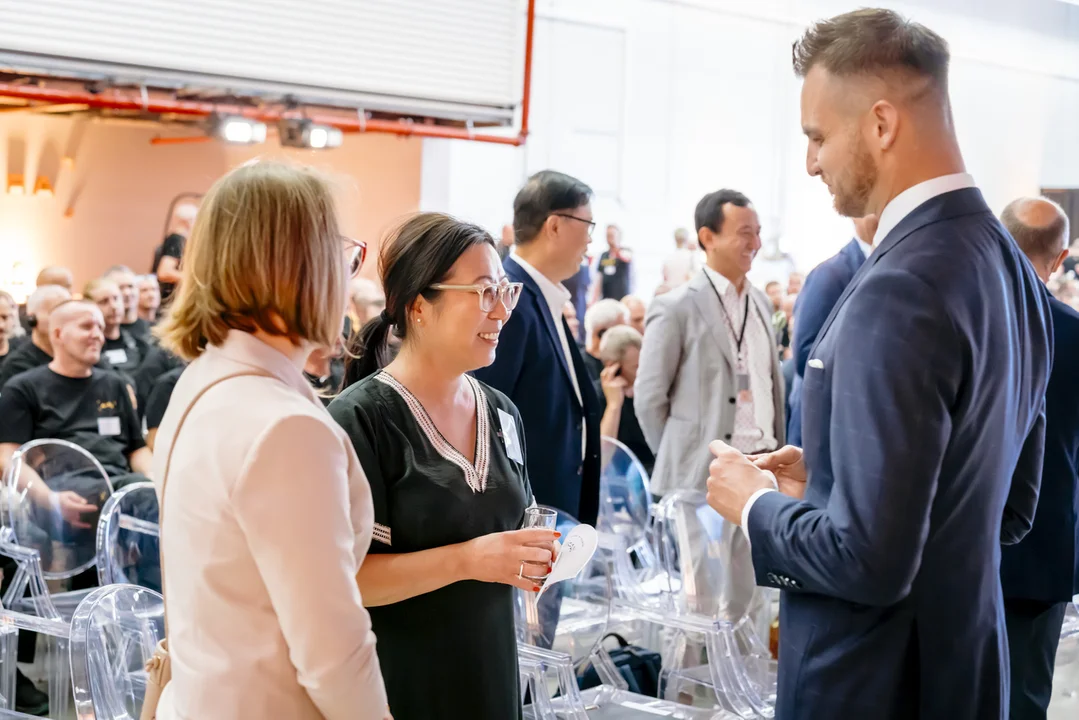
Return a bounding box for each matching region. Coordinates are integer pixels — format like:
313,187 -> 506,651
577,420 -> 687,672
97,417 -> 121,436
603,265 -> 617,276
104,348 -> 128,366
497,408 -> 525,465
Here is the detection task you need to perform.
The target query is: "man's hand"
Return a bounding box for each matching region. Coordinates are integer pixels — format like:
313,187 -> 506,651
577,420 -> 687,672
706,441 -> 777,525
52,491 -> 98,530
748,445 -> 807,500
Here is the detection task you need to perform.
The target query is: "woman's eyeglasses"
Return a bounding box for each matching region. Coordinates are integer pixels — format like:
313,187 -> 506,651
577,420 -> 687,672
343,237 -> 368,277
429,282 -> 524,313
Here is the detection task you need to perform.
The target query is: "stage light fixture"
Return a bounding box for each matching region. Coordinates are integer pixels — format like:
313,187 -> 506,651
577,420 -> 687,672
212,115 -> 267,145
278,119 -> 343,149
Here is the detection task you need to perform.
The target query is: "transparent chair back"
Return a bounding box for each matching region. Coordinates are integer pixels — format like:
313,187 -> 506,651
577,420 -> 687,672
514,508 -> 612,664
0,606 -> 72,716
3,439 -> 114,580
95,483 -> 160,591
69,584 -> 165,720
1052,600 -> 1079,711
653,489 -> 777,718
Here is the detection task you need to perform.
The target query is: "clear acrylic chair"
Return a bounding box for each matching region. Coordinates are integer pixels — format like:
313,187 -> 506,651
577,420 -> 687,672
1051,600 -> 1079,712
95,483 -> 160,591
648,489 -> 777,718
0,604 -> 72,717
2,439 -> 115,616
68,584 -> 165,720
598,437 -> 670,608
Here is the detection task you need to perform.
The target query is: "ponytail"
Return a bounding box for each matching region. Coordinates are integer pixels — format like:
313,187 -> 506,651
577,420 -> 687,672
342,310 -> 395,389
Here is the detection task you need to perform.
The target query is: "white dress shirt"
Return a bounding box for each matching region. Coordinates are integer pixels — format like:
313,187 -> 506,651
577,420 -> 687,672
153,331 -> 386,720
702,266 -> 777,453
741,172 -> 977,537
511,251 -> 586,457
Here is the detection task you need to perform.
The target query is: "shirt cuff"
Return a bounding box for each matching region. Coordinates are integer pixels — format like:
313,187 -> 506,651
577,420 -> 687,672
740,476 -> 778,545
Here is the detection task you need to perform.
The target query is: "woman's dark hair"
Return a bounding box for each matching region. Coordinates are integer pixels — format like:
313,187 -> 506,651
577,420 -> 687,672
343,212 -> 497,386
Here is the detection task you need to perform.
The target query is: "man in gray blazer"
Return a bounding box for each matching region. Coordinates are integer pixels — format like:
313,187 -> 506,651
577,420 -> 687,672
635,188 -> 785,618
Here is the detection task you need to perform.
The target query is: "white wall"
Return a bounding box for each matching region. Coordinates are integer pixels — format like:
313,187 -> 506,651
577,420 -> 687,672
421,0 -> 1079,296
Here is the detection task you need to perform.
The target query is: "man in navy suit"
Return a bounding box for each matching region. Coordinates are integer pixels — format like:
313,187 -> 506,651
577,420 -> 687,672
1000,197 -> 1079,720
786,214 -> 875,446
704,9 -> 1052,719
473,170 -> 602,525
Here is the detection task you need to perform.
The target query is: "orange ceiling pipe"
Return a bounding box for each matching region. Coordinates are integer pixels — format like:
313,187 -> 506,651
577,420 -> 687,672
0,0 -> 535,146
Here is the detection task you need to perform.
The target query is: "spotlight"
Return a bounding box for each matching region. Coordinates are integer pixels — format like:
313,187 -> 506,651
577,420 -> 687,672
6,174 -> 24,195
212,115 -> 267,145
278,119 -> 343,149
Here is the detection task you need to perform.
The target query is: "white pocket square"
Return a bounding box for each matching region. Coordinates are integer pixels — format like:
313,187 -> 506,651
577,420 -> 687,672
808,359 -> 825,370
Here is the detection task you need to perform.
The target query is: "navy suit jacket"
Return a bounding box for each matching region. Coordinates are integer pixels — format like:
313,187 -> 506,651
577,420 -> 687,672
746,188 -> 1053,720
472,257 -> 601,525
1001,297 -> 1079,604
787,238 -> 866,446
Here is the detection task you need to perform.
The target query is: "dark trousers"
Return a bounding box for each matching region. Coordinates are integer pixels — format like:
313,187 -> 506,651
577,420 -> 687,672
1004,597 -> 1068,720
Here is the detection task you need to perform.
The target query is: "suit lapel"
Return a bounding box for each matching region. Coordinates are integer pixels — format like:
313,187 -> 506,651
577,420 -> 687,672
811,187 -> 989,352
689,270 -> 736,369
504,258 -> 578,398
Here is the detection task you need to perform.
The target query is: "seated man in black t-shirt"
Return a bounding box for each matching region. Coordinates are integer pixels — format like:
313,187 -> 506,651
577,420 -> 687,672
0,300 -> 152,520
104,266 -> 153,343
0,284 -> 71,389
83,278 -> 149,379
144,365 -> 183,451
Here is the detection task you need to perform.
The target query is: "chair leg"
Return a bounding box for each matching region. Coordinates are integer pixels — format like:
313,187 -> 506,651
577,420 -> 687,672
48,636 -> 71,718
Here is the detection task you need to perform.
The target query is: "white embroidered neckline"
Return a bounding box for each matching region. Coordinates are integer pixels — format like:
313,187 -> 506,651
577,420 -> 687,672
375,372 -> 491,493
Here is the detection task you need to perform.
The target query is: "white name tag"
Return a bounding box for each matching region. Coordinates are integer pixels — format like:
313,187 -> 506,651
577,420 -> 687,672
498,408 -> 524,465
97,417 -> 122,436
105,349 -> 128,366
603,265 -> 617,276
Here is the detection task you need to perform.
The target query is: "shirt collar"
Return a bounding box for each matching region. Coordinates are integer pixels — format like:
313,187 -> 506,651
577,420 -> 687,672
857,238 -> 872,258
213,330 -> 318,402
872,173 -> 976,247
702,265 -> 747,298
511,250 -> 571,313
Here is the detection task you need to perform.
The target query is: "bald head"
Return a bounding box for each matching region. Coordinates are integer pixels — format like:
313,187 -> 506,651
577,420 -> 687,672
1001,197 -> 1070,283
26,284 -> 72,351
36,265 -> 73,291
49,300 -> 105,371
49,299 -> 102,330
349,277 -> 386,325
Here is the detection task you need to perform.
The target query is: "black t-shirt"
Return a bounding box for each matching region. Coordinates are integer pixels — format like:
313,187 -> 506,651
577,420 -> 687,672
597,249 -> 632,301
123,318 -> 153,344
0,340 -> 52,390
0,335 -> 25,364
1064,255 -> 1078,277
102,331 -> 148,376
594,386 -> 655,476
132,345 -> 184,416
156,233 -> 186,302
145,366 -> 183,432
0,366 -> 144,475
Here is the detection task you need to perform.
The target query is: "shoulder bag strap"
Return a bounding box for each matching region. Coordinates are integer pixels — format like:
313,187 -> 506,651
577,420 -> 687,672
157,368 -> 273,634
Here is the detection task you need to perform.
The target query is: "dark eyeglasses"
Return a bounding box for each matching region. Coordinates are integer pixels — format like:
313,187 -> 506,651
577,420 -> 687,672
550,214 -> 596,237
429,281 -> 524,312
342,237 -> 368,277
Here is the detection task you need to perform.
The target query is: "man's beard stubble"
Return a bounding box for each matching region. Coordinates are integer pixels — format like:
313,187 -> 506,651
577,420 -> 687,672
832,140 -> 878,219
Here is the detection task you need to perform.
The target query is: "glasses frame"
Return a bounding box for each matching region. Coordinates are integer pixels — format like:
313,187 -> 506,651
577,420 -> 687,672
550,213 -> 596,237
429,282 -> 524,313
343,237 -> 368,277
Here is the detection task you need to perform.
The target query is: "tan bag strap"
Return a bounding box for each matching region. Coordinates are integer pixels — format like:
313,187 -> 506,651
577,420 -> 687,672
157,369 -> 273,634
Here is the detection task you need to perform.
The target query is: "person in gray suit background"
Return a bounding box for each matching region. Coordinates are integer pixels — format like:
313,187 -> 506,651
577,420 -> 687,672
635,189 -> 785,618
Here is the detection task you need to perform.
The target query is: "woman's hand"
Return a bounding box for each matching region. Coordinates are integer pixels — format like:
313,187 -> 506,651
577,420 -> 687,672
463,528 -> 559,592
600,364 -> 628,407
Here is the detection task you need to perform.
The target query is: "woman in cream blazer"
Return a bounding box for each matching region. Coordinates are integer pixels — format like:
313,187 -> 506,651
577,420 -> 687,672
150,161 -> 387,720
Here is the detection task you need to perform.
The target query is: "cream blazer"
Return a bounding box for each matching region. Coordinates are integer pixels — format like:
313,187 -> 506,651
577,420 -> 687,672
151,330 -> 386,720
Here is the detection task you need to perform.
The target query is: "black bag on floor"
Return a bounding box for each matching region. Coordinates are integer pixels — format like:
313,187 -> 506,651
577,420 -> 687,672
578,633 -> 662,696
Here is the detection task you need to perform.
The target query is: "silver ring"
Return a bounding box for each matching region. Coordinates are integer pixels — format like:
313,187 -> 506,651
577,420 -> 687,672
518,562 -> 526,579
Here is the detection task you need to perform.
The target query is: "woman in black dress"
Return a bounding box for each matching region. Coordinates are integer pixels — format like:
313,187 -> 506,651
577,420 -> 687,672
329,213 -> 558,720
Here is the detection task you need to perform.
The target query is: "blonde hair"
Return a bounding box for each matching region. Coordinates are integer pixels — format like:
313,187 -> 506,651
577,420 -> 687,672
156,161 -> 348,361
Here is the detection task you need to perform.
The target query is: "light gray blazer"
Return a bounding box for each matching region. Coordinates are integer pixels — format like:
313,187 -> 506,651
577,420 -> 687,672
634,270 -> 786,496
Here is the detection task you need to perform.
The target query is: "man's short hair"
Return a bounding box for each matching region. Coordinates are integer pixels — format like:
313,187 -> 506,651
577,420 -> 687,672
599,325 -> 642,365
584,299 -> 629,340
695,190 -> 752,250
792,8 -> 950,90
104,265 -> 134,277
765,281 -> 781,290
27,285 -> 71,317
83,277 -> 119,300
513,170 -> 593,245
1001,197 -> 1070,265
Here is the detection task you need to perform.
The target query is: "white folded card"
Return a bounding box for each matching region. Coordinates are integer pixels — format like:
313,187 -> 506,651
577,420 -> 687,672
537,523 -> 598,600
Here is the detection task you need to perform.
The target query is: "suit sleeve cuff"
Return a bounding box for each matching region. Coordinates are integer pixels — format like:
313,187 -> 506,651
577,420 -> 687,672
741,484 -> 778,545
